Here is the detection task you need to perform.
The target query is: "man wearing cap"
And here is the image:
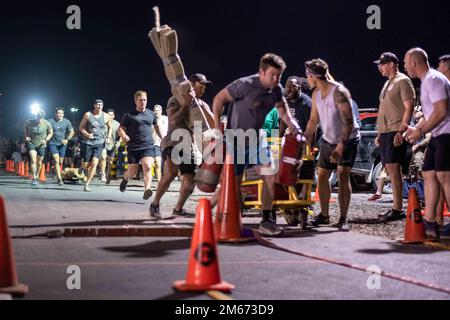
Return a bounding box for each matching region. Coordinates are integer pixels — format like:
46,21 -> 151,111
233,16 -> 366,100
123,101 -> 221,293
118,91 -> 163,200
48,107 -> 74,186
304,58 -> 361,231
211,53 -> 301,236
373,52 -> 415,222
24,110 -> 53,186
404,48 -> 450,239
151,105 -> 168,182
150,74 -> 214,219
79,99 -> 112,192
438,55 -> 450,81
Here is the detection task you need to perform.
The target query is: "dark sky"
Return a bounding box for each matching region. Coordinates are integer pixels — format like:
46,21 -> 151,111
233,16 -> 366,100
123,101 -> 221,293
0,0 -> 449,138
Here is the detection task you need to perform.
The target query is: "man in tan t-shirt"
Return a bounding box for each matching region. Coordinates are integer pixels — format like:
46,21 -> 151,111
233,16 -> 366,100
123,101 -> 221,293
150,73 -> 214,220
374,52 -> 415,221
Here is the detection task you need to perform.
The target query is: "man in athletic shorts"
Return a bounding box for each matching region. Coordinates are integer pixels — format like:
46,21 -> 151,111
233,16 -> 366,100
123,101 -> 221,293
373,52 -> 415,221
79,99 -> 111,192
149,73 -> 215,220
100,109 -> 121,184
48,107 -> 75,185
152,105 -> 168,182
24,110 -> 53,186
211,54 -> 301,236
404,48 -> 450,239
304,58 -> 361,231
118,91 -> 163,200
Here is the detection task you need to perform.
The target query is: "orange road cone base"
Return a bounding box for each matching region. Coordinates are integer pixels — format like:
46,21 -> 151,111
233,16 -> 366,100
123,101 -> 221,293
0,283 -> 28,297
173,280 -> 234,293
217,228 -> 256,243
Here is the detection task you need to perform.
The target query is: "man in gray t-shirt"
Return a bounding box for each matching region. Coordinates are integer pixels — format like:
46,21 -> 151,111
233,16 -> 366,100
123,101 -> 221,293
48,108 -> 75,185
211,53 -> 301,236
100,109 -> 121,184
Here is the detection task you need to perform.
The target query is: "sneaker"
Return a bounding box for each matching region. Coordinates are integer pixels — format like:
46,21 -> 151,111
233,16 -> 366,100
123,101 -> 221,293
58,179 -> 64,186
378,209 -> 406,222
172,208 -> 194,217
100,174 -> 107,182
119,179 -> 128,193
311,213 -> 330,226
423,219 -> 439,240
149,203 -> 161,220
31,179 -> 39,186
259,220 -> 283,236
440,223 -> 450,240
84,184 -> 92,192
331,217 -> 350,232
368,193 -> 382,201
143,189 -> 153,200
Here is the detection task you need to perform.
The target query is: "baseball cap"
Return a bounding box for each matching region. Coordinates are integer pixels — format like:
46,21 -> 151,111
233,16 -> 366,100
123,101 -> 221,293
374,52 -> 399,65
94,99 -> 104,105
189,73 -> 212,86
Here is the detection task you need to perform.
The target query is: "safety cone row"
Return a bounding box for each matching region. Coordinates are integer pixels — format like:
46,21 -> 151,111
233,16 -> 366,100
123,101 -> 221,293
401,188 -> 425,244
214,154 -> 254,243
0,196 -> 28,296
173,198 -> 234,292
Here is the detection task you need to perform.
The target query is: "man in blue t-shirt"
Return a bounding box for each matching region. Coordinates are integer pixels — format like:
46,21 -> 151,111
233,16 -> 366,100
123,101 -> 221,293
118,91 -> 163,201
211,53 -> 301,236
48,108 -> 74,185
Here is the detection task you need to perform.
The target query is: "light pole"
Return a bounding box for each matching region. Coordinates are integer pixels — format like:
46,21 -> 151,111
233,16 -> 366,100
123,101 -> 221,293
70,107 -> 79,124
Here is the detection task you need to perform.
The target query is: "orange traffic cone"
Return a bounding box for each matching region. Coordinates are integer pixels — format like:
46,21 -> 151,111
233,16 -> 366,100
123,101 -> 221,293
173,198 -> 234,292
24,162 -> 29,178
402,188 -> 425,244
18,162 -> 24,177
0,197 -> 28,296
5,160 -> 10,172
214,154 -> 254,243
39,164 -> 46,182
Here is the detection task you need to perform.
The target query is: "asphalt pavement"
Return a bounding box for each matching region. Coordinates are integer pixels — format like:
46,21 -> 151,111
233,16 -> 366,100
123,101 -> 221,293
1,171 -> 450,300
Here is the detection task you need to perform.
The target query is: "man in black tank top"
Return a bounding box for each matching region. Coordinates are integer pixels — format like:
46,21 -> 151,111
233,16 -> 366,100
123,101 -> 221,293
304,59 -> 360,231
118,91 -> 163,201
79,99 -> 112,192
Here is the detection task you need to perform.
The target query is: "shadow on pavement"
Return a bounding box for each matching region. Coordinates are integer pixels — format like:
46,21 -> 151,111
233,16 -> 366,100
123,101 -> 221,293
356,242 -> 443,255
101,238 -> 191,258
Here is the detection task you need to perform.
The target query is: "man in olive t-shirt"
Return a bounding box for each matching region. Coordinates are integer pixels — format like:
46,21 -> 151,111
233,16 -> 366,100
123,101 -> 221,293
24,110 -> 53,185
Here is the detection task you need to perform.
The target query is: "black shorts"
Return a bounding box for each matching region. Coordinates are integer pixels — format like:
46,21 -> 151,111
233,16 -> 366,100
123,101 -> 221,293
128,148 -> 156,164
318,138 -> 358,170
379,132 -> 407,166
106,148 -> 116,158
423,134 -> 450,172
84,144 -> 104,162
162,146 -> 197,175
154,146 -> 162,158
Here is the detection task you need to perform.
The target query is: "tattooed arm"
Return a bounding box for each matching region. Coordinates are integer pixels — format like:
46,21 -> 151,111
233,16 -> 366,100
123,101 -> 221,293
330,86 -> 355,163
334,86 -> 355,145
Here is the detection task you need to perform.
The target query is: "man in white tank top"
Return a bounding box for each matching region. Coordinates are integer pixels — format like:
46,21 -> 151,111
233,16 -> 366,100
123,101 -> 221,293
304,59 -> 361,231
404,48 -> 450,240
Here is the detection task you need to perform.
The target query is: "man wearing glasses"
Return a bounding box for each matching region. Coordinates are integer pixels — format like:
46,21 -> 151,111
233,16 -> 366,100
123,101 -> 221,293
374,52 -> 415,222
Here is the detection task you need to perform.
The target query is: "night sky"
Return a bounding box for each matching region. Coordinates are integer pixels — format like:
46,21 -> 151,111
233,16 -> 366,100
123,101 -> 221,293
0,0 -> 449,138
